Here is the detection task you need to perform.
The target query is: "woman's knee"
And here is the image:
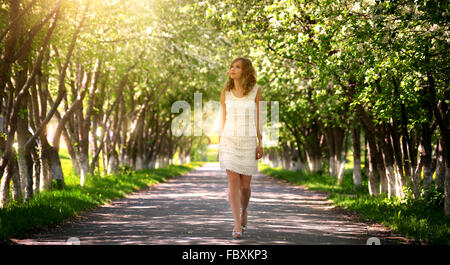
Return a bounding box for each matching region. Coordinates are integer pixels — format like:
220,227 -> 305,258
240,185 -> 251,193
239,174 -> 251,191
240,180 -> 251,193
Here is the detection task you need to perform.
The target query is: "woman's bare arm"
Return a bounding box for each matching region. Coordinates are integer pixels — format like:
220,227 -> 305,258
219,89 -> 226,143
255,86 -> 262,146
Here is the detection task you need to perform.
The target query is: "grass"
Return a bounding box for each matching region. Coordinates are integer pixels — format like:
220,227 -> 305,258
260,163 -> 450,245
205,146 -> 219,161
0,148 -> 205,243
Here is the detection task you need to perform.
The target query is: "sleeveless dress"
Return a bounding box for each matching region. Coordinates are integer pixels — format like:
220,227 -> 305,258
219,85 -> 259,176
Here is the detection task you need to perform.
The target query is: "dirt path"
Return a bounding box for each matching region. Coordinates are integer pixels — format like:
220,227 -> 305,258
12,162 -> 412,245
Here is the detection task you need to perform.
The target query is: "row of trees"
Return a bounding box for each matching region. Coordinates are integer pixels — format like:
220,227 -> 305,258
1,0 -> 448,218
201,0 -> 449,215
0,0 -> 232,208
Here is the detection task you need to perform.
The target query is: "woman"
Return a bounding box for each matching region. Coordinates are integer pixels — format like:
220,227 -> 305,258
217,57 -> 263,239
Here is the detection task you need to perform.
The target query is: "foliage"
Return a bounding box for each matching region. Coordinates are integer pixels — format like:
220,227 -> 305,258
0,151 -> 204,243
261,163 -> 450,244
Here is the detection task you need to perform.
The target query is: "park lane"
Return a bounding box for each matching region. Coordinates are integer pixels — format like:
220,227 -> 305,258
14,162 -> 395,245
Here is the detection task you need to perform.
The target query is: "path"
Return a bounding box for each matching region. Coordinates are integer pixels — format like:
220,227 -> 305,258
12,162 -> 411,245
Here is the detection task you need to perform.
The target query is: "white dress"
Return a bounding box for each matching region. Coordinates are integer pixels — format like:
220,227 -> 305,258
219,85 -> 259,176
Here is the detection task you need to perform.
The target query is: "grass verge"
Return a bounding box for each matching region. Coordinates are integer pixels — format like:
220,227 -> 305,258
0,161 -> 205,243
260,163 -> 450,245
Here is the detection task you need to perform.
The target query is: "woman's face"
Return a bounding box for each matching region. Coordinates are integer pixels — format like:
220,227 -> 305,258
228,60 -> 243,80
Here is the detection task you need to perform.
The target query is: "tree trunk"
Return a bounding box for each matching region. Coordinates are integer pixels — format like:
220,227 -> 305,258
352,126 -> 362,187
435,135 -> 445,189
0,149 -> 17,208
283,143 -> 292,170
49,145 -> 64,189
17,92 -> 34,202
11,157 -> 22,203
387,120 -> 407,197
445,160 -> 450,216
337,133 -> 349,185
363,132 -> 369,176
107,149 -> 119,175
324,126 -> 345,178
400,100 -> 413,179
324,127 -> 337,176
78,151 -> 89,186
46,89 -> 79,176
293,134 -> 308,173
420,87 -> 435,188
366,134 -> 379,196
63,119 -> 81,175
0,0 -> 21,113
380,147 -> 395,197
379,125 -> 398,197
178,145 -> 185,164
90,120 -> 99,172
334,126 -> 345,178
305,124 -> 322,173
38,140 -> 50,192
0,164 -> 13,208
426,72 -> 450,215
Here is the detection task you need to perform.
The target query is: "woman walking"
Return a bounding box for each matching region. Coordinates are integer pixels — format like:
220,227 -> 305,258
217,57 -> 263,239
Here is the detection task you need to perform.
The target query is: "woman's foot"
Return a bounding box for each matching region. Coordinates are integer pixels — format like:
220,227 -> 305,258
232,230 -> 243,239
232,225 -> 243,239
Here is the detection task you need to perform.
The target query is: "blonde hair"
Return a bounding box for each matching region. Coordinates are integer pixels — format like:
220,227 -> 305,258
224,57 -> 257,96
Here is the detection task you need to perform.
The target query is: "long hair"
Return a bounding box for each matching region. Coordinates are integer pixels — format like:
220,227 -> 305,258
224,57 -> 257,96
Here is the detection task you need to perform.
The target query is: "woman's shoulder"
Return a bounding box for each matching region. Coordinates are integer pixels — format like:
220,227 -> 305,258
250,84 -> 260,96
221,88 -> 228,102
252,84 -> 262,102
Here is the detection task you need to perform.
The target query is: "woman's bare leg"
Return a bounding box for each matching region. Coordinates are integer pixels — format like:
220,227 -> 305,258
227,170 -> 241,232
240,174 -> 252,227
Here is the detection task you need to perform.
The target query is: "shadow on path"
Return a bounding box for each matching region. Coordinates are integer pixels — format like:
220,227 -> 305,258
12,162 -> 411,245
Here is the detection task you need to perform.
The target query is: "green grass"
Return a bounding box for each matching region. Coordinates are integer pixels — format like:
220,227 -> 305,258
260,163 -> 450,245
0,149 -> 205,243
206,146 -> 219,161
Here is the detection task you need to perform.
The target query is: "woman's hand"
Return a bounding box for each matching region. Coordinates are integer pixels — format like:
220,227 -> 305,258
217,137 -> 220,160
255,144 -> 263,160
